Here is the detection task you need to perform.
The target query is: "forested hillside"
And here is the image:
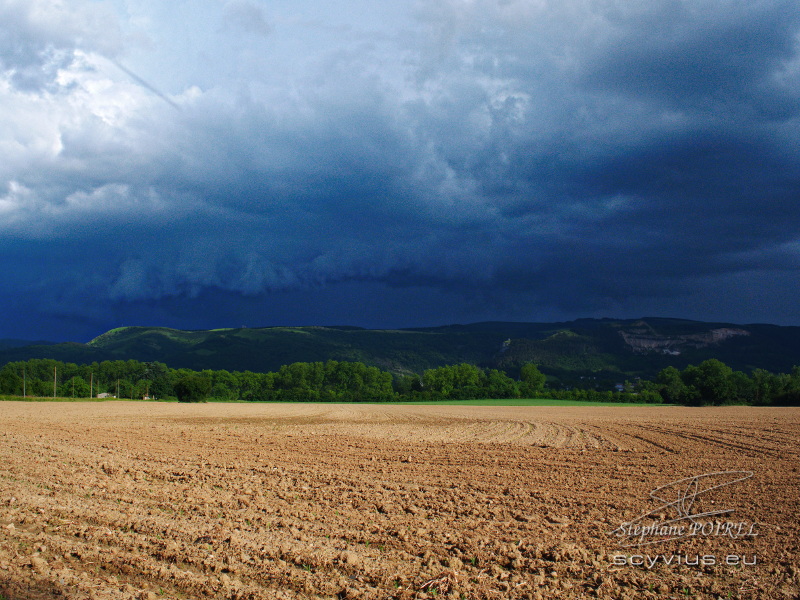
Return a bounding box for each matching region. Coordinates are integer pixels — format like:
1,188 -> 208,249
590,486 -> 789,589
2,318 -> 800,388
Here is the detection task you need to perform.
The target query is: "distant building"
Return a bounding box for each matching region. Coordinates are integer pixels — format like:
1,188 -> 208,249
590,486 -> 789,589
96,393 -> 115,399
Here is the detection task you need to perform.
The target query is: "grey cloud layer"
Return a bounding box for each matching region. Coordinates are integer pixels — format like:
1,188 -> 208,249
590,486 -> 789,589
2,0 -> 800,336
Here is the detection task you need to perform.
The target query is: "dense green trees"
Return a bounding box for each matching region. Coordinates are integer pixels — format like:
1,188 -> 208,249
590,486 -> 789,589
656,366 -> 694,404
653,359 -> 800,406
682,359 -> 736,405
0,359 -> 163,399
520,363 -> 546,396
268,360 -> 394,402
1,356 -> 798,405
0,358 -> 395,403
417,364 -> 521,399
174,374 -> 212,403
0,368 -> 22,396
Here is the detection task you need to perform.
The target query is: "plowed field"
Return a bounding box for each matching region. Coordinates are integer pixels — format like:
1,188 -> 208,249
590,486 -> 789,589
1,402 -> 798,600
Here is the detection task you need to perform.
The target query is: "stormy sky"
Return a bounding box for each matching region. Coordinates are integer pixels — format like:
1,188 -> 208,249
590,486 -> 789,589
2,0 -> 800,341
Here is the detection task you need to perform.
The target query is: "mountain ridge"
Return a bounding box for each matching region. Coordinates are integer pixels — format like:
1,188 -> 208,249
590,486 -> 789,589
1,317 -> 799,383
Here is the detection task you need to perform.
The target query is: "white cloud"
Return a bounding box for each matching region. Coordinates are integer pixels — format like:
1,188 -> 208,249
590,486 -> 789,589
0,0 -> 122,89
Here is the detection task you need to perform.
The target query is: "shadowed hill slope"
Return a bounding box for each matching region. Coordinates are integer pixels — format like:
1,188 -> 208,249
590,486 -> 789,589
1,318 -> 799,382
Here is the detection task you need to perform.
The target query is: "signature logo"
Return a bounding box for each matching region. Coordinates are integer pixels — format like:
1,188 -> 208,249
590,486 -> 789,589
611,471 -> 758,548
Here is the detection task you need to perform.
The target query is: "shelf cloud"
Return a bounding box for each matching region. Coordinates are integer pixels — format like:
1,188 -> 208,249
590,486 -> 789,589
2,0 -> 800,340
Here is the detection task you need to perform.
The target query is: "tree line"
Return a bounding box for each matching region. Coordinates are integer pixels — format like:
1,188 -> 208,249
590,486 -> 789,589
0,359 -> 393,403
654,359 -> 800,406
0,357 -> 798,405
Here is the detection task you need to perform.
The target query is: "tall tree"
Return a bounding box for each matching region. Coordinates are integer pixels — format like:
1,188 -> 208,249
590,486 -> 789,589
520,363 -> 546,396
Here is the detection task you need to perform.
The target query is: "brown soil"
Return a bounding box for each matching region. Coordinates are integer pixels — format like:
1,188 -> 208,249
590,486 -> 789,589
1,402 -> 798,600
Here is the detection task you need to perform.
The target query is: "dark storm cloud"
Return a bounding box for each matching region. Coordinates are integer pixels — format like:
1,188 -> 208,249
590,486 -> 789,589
2,0 -> 800,340
586,2 -> 799,91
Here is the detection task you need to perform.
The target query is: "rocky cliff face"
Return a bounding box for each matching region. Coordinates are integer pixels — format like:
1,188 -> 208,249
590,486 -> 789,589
620,327 -> 750,355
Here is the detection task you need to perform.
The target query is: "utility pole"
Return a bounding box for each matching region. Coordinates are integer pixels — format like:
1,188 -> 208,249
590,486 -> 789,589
53,366 -> 57,398
22,368 -> 25,398
90,373 -> 93,399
